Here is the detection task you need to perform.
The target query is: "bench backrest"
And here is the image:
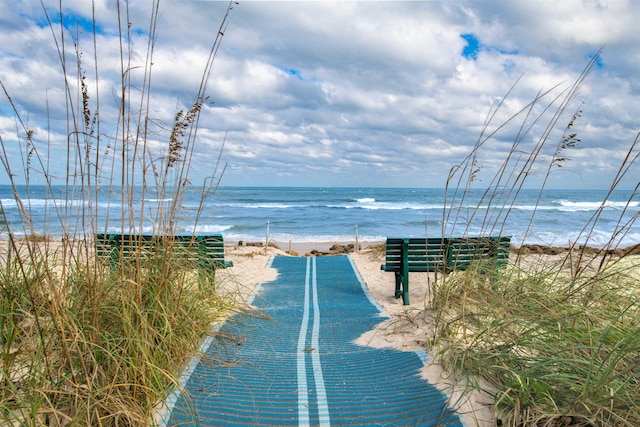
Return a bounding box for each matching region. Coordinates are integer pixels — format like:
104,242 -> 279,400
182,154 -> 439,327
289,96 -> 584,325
383,237 -> 447,272
383,236 -> 510,273
95,233 -> 230,269
445,236 -> 511,272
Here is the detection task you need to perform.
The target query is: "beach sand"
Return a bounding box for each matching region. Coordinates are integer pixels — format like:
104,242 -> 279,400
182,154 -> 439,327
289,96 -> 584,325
217,242 -> 495,427
6,237 -> 590,426
13,237 -> 612,426
4,237 -> 636,426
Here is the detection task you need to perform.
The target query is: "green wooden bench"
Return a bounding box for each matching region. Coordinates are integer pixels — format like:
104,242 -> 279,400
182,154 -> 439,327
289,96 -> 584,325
381,237 -> 447,305
381,236 -> 510,305
95,233 -> 233,270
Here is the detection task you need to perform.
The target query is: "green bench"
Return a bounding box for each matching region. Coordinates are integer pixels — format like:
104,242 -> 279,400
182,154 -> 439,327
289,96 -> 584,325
95,233 -> 233,270
381,236 -> 510,305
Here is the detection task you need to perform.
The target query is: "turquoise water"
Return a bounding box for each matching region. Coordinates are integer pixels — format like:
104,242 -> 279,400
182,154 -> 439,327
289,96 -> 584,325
0,185 -> 638,247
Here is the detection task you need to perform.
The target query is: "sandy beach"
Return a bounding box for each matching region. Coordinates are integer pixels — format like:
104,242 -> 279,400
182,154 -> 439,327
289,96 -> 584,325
7,237 -> 635,426
216,242 -> 495,427
0,241 -> 495,427
0,236 -> 492,424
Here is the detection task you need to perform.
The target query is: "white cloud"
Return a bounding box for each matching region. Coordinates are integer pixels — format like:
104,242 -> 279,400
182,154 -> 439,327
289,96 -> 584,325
0,0 -> 638,189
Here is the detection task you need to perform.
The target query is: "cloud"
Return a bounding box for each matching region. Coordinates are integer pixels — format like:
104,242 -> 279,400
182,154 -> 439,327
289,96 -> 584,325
0,0 -> 638,189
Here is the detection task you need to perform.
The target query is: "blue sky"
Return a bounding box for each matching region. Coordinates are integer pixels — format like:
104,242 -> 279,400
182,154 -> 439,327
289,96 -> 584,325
461,34 -> 480,60
0,1 -> 639,189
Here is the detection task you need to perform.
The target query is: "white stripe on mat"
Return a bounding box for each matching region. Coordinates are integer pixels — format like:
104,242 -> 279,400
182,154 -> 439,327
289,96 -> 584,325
311,257 -> 331,426
297,258 -> 311,426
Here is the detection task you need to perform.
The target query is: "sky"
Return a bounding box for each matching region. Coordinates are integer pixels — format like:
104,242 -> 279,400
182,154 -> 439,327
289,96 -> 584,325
0,0 -> 638,190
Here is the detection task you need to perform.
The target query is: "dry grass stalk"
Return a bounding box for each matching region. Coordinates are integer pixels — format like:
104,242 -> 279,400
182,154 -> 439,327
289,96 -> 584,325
0,1 -> 239,425
430,50 -> 640,426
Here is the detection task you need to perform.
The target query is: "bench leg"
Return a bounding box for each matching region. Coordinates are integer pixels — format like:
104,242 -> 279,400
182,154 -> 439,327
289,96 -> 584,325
394,272 -> 402,299
401,268 -> 410,305
401,238 -> 410,305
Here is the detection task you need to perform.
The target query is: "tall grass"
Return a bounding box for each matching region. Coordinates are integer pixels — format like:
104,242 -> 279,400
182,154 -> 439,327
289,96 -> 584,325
0,1 -> 237,424
431,52 -> 640,426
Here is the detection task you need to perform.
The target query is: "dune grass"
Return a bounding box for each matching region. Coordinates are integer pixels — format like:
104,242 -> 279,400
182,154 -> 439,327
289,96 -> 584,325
431,52 -> 640,426
432,256 -> 640,426
0,1 -> 237,425
0,243 -> 233,425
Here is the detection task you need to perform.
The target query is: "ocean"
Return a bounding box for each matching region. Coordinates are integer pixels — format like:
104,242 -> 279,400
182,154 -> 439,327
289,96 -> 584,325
0,185 -> 638,248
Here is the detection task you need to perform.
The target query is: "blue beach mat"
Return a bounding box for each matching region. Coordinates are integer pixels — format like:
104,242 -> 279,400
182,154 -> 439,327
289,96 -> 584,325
163,255 -> 463,426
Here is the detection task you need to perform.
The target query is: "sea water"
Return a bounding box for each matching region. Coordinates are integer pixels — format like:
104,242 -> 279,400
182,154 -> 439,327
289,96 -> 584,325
0,185 -> 638,247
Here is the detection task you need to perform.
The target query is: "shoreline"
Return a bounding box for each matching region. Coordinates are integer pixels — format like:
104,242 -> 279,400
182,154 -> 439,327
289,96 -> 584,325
2,234 -> 639,258
226,238 -> 640,258
226,238 -> 383,254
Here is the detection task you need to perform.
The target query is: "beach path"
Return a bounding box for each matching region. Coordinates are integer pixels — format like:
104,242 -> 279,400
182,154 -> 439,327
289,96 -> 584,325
163,255 -> 462,426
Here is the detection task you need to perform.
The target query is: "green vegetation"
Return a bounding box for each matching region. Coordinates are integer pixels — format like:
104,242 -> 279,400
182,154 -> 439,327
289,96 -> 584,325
0,240 -> 232,425
0,2 -> 237,425
431,51 -> 640,426
432,256 -> 640,426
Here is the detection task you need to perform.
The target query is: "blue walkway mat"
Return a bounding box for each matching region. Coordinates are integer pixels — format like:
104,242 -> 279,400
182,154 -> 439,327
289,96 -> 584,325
163,255 -> 463,426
